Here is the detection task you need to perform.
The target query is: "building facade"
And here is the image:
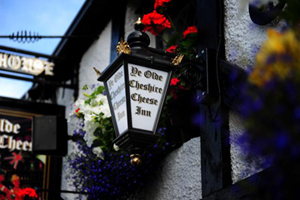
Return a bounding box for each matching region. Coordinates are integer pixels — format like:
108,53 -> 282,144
55,0 -> 286,199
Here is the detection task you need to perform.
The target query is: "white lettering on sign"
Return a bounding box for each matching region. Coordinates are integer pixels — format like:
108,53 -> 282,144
107,66 -> 128,135
0,135 -> 32,152
0,119 -> 21,134
0,52 -> 54,76
0,119 -> 32,152
128,63 -> 170,132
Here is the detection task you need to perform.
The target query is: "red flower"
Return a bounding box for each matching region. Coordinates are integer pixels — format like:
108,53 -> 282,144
170,77 -> 180,86
142,10 -> 171,36
183,26 -> 198,38
75,108 -> 80,113
154,0 -> 172,9
166,45 -> 178,53
19,188 -> 38,198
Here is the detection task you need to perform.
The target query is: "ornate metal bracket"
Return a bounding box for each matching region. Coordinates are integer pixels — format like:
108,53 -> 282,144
249,0 -> 287,25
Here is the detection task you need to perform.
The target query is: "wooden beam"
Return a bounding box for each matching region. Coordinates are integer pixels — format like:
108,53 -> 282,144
197,0 -> 232,197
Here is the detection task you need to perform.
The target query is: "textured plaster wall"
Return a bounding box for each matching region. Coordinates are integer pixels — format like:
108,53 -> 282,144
224,0 -> 285,183
60,21 -> 112,200
130,138 -> 202,200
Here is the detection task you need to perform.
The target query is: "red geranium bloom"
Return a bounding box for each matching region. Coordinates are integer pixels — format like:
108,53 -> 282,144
142,10 -> 171,36
75,108 -> 80,113
19,188 -> 38,198
183,26 -> 198,38
166,45 -> 178,53
154,0 -> 172,9
170,77 -> 180,86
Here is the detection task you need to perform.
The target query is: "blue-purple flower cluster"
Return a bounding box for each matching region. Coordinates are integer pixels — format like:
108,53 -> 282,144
233,78 -> 300,199
68,122 -> 173,199
236,78 -> 300,166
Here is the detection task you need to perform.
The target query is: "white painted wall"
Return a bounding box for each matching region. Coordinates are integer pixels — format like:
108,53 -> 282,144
224,0 -> 285,183
60,21 -> 112,200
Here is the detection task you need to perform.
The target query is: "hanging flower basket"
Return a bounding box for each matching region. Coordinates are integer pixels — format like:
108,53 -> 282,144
67,84 -> 175,199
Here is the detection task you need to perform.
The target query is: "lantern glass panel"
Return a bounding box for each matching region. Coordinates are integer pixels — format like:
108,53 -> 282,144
128,63 -> 170,132
106,65 -> 128,135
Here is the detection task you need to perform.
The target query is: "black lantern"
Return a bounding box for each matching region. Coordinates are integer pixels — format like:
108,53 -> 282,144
98,19 -> 176,165
98,18 -> 207,165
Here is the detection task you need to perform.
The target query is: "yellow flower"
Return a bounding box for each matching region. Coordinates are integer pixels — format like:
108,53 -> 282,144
265,29 -> 285,54
249,28 -> 300,87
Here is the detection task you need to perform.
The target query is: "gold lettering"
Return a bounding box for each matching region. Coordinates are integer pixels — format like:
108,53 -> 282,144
129,80 -> 163,94
0,53 -> 8,68
28,142 -> 32,151
0,52 -> 54,76
0,119 -> 21,134
114,71 -> 123,83
7,55 -> 21,70
144,70 -> 163,81
0,119 -> 4,132
22,141 -> 29,151
131,93 -> 158,105
8,136 -> 15,151
16,140 -> 22,150
135,106 -> 151,117
130,66 -> 142,77
13,124 -> 20,134
4,120 -> 13,133
45,62 -> 54,76
32,59 -> 45,75
117,111 -> 125,121
0,134 -> 32,151
0,135 -> 8,149
21,57 -> 32,72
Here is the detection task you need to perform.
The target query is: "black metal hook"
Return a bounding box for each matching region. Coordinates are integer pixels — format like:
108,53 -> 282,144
249,0 -> 287,25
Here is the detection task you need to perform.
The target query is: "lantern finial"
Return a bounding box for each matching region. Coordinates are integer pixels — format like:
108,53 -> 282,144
127,17 -> 149,48
134,17 -> 145,31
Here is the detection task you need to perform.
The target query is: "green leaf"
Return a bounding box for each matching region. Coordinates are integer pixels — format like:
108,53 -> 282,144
166,33 -> 180,47
181,40 -> 194,48
82,85 -> 89,90
83,92 -> 91,98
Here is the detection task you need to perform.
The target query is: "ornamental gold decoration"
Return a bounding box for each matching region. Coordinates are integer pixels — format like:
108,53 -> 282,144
130,154 -> 142,166
135,17 -> 142,25
116,38 -> 131,55
172,54 -> 184,66
93,67 -> 101,76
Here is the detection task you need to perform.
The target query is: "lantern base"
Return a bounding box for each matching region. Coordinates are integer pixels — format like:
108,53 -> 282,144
130,154 -> 142,166
113,131 -> 159,166
113,131 -> 159,151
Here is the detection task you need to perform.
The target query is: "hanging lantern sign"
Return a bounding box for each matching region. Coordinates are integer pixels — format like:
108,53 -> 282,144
106,61 -> 170,136
98,20 -> 175,164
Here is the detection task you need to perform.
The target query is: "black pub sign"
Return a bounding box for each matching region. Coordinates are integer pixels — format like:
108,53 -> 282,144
0,97 -> 66,200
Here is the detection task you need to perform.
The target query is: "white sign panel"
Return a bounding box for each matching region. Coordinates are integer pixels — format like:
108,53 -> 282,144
128,63 -> 169,131
107,66 -> 128,135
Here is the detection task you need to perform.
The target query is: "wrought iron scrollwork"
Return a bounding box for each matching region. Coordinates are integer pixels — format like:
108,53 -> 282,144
249,0 -> 287,25
175,62 -> 206,91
